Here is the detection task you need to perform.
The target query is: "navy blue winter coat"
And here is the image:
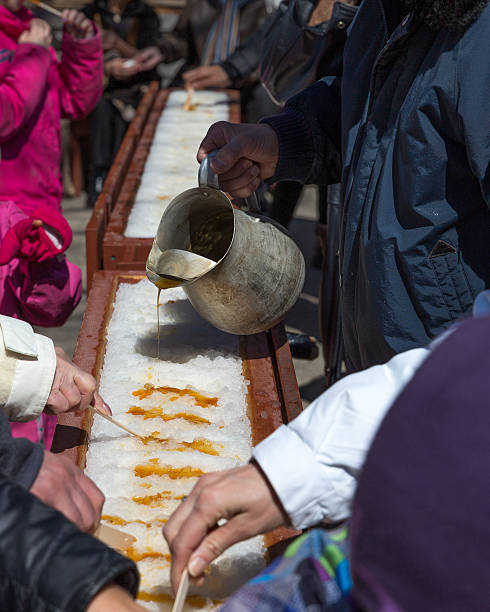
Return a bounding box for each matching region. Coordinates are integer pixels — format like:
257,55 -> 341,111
264,0 -> 490,371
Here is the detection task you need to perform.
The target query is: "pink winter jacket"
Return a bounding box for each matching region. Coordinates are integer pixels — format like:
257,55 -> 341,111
0,200 -> 82,327
0,5 -> 103,214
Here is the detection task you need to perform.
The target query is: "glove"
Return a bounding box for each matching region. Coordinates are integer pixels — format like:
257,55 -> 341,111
0,206 -> 72,265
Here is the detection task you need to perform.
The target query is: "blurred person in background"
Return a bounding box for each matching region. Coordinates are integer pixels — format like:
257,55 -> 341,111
0,0 -> 103,214
131,0 -> 277,123
82,0 -> 161,205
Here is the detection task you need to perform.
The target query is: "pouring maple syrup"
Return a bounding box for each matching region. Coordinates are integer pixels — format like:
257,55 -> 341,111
155,278 -> 182,357
149,216 -> 229,357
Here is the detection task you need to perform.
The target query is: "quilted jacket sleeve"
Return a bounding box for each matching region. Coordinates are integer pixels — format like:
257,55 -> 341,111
0,475 -> 139,611
58,29 -> 104,119
0,43 -> 51,142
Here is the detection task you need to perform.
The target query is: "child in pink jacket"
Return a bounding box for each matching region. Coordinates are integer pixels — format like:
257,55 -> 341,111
0,0 -> 104,214
0,199 -> 83,449
0,0 -> 103,448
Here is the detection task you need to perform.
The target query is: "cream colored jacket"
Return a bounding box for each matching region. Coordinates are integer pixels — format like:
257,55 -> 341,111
0,315 -> 56,422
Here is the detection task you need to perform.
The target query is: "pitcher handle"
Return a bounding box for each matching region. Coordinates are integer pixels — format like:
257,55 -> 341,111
198,151 -> 262,213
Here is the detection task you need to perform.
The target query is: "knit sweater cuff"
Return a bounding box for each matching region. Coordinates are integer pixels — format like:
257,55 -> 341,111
260,108 -> 314,184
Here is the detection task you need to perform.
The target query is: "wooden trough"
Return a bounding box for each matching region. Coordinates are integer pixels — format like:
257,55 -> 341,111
85,88 -> 240,288
52,270 -> 301,559
85,82 -> 160,290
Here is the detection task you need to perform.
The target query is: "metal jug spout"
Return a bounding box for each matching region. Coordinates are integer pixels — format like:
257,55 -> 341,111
146,241 -> 216,286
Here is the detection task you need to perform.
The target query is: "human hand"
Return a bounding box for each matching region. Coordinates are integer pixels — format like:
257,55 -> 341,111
30,451 -> 105,532
100,28 -> 119,50
106,57 -> 139,80
198,122 -> 279,197
163,463 -> 288,594
182,65 -> 231,90
132,46 -> 163,71
45,346 -> 111,416
87,585 -> 145,612
19,18 -> 52,49
62,9 -> 94,40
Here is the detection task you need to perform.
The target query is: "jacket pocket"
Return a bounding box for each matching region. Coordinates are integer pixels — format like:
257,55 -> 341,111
429,240 -> 474,320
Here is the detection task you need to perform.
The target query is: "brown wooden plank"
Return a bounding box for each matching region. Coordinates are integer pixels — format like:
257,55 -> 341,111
269,324 -> 304,423
102,89 -> 241,271
241,332 -> 284,446
241,328 -> 302,550
84,83 -> 160,288
85,195 -> 107,291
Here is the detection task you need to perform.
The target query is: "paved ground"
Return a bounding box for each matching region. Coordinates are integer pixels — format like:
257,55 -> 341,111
40,187 -> 326,407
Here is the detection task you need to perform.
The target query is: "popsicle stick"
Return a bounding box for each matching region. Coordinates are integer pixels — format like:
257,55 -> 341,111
172,569 -> 190,612
89,405 -> 144,441
28,0 -> 63,17
95,523 -> 136,551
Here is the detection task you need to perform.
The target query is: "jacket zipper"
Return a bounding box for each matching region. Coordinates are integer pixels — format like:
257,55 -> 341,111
339,10 -> 414,290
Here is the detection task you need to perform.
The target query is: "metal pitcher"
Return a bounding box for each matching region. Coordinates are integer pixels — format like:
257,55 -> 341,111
146,154 -> 305,335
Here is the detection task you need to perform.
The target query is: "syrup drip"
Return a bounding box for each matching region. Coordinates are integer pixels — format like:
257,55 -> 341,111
101,514 -> 142,526
102,515 -> 168,526
134,462 -> 204,479
179,438 -> 221,455
125,547 -> 171,563
128,406 -> 211,426
157,288 -> 161,358
132,384 -> 218,408
153,280 -> 181,358
132,490 -> 174,506
139,435 -> 221,456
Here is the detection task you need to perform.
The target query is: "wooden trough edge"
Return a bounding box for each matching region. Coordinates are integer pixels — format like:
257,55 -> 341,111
102,89 -> 241,272
86,82 -> 160,290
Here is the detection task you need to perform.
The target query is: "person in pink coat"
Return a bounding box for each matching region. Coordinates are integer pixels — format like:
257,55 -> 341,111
0,0 -> 103,214
0,0 -> 103,448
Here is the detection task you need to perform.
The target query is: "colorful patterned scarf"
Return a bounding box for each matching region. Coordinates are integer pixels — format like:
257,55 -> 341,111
221,527 -> 352,611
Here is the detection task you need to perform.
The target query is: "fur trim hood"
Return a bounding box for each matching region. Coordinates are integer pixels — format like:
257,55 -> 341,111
402,0 -> 490,30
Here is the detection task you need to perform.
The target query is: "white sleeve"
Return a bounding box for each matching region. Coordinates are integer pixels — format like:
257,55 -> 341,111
253,347 -> 430,529
0,315 -> 56,422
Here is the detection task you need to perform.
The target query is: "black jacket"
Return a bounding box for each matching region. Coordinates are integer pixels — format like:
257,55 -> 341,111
0,410 -> 42,489
0,475 -> 138,611
83,0 -> 161,95
221,0 -> 358,88
83,0 -> 160,50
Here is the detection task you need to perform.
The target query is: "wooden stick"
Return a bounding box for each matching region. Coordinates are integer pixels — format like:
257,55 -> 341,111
28,0 -> 63,17
90,405 -> 145,441
172,569 -> 189,612
183,86 -> 195,111
95,523 -> 136,551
